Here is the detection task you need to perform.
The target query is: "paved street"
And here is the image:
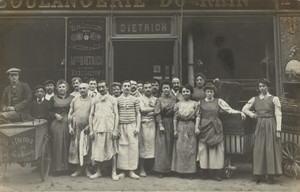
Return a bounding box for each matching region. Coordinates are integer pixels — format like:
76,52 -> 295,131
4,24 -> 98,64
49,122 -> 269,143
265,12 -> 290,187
0,163 -> 299,192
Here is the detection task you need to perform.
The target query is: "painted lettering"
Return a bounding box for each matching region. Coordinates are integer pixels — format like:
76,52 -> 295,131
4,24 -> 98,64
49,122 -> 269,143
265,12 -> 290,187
175,0 -> 184,7
26,0 -> 36,8
120,24 -> 126,32
160,0 -> 171,7
10,0 -> 22,8
161,22 -> 167,31
64,0 -> 76,8
111,0 -> 123,8
39,0 -> 50,8
0,0 -> 8,8
80,0 -> 93,8
134,0 -> 144,7
50,0 -> 63,8
96,0 -> 107,7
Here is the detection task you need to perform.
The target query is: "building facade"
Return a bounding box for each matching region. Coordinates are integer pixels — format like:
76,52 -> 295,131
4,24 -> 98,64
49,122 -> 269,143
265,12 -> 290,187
0,0 -> 299,102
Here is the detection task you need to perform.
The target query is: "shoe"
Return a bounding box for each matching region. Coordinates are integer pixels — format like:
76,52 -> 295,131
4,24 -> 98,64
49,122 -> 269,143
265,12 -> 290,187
89,171 -> 102,179
252,175 -> 264,183
71,170 -> 82,177
158,174 -> 164,178
200,169 -> 209,180
112,173 -> 119,181
140,170 -> 147,177
85,168 -> 92,177
117,172 -> 125,179
213,170 -> 222,181
129,171 -> 140,180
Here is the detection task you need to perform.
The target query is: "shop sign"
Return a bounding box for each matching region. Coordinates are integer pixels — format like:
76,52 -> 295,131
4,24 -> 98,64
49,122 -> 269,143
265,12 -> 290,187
115,18 -> 171,35
278,0 -> 300,10
0,128 -> 35,163
0,0 -> 276,10
67,18 -> 106,82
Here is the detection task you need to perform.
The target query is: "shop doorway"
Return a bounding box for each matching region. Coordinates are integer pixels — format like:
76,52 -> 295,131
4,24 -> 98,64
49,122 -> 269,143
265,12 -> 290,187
114,41 -> 174,82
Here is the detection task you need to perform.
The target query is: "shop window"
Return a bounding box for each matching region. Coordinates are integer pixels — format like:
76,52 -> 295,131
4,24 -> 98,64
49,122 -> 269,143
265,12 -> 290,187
0,18 -> 65,92
182,16 -> 275,103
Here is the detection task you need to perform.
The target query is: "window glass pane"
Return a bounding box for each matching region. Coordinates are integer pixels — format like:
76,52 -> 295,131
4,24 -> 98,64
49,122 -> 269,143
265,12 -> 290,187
183,16 -> 275,102
0,18 -> 65,91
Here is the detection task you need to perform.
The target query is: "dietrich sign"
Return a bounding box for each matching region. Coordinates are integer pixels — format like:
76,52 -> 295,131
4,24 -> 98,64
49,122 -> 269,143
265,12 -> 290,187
116,18 -> 171,35
0,0 -> 277,10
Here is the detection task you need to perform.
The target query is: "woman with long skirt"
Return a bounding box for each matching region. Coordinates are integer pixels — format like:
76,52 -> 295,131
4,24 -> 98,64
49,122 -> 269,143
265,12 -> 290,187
153,80 -> 177,178
171,84 -> 200,178
49,79 -> 74,174
198,82 -> 245,181
242,79 -> 282,184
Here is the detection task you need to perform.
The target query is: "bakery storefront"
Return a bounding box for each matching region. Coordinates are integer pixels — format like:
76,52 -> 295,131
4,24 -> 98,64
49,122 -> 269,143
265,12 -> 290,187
0,0 -> 300,102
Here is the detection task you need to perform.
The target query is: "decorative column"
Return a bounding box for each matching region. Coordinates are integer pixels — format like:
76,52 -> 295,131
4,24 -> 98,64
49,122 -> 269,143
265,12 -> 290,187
187,32 -> 194,86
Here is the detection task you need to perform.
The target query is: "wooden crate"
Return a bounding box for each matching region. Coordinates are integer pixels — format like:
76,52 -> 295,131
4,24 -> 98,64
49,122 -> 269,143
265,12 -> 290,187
0,119 -> 48,163
224,133 -> 254,155
220,113 -> 255,135
282,113 -> 300,134
281,131 -> 300,145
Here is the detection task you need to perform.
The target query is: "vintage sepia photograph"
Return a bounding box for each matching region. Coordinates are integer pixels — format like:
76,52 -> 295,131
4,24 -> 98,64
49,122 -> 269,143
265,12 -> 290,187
0,0 -> 300,191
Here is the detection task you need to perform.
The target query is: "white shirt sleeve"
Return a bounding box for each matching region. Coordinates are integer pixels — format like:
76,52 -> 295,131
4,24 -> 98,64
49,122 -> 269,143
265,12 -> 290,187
273,97 -> 282,131
242,97 -> 256,118
218,99 -> 240,114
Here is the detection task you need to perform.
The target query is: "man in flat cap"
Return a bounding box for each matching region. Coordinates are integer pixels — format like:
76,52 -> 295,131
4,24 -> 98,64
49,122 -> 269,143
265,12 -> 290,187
43,79 -> 55,101
0,68 -> 32,123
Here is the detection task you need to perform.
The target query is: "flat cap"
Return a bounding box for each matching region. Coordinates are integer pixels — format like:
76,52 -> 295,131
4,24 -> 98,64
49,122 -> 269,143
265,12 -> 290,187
6,68 -> 21,74
43,79 -> 55,86
34,84 -> 45,92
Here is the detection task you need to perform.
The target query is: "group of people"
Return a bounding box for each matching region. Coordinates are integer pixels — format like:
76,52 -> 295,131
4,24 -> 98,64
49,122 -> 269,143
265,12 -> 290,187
0,68 -> 282,184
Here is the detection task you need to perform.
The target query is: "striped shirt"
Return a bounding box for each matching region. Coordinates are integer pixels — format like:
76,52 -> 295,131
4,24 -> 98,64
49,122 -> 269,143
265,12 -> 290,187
117,94 -> 140,124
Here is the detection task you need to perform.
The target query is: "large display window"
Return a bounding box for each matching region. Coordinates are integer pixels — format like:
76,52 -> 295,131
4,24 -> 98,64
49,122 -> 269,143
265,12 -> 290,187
0,18 -> 65,91
182,16 -> 276,101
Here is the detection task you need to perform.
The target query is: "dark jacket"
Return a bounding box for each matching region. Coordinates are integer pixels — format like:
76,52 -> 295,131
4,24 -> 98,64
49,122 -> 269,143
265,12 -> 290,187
1,81 -> 32,121
30,99 -> 51,120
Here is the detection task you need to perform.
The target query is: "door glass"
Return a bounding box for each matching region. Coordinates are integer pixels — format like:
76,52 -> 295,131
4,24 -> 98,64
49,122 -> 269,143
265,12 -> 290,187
114,41 -> 173,82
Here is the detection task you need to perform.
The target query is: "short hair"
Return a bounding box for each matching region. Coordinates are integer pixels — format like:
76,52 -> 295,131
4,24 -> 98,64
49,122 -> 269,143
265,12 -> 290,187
122,80 -> 131,86
56,79 -> 69,90
161,80 -> 172,89
34,84 -> 45,92
203,82 -> 217,93
97,80 -> 107,87
79,83 -> 89,88
151,79 -> 160,84
258,78 -> 271,87
130,80 -> 137,84
143,81 -> 152,86
71,77 -> 82,84
112,82 -> 121,88
172,77 -> 180,82
137,80 -> 144,84
180,84 -> 194,95
88,78 -> 97,83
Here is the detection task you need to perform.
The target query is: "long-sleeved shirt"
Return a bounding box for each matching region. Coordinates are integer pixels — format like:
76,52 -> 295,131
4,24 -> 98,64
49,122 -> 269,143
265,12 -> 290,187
242,93 -> 282,131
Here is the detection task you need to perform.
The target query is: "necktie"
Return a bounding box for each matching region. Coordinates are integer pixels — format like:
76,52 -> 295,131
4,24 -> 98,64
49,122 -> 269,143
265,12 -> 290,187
38,98 -> 42,103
